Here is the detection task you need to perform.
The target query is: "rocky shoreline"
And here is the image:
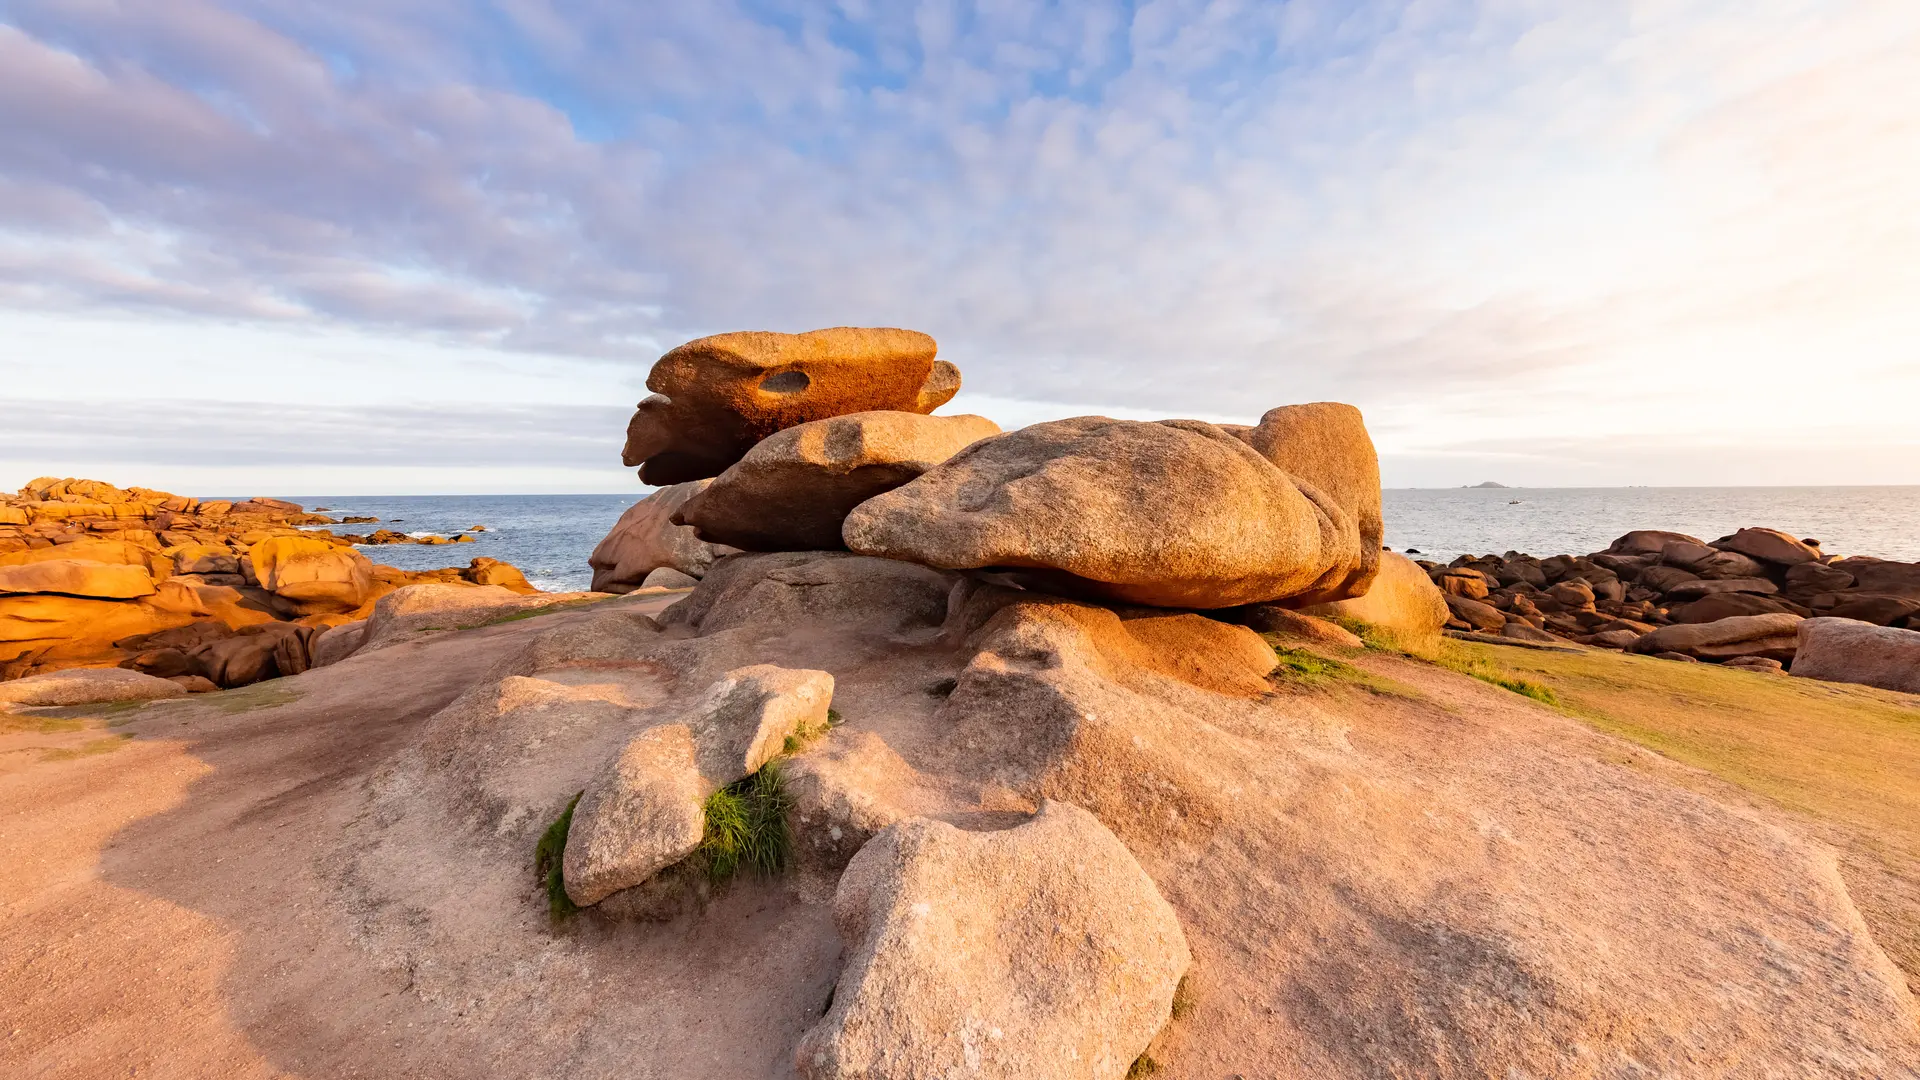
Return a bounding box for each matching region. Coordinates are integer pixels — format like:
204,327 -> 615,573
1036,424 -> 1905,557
0,477 -> 537,689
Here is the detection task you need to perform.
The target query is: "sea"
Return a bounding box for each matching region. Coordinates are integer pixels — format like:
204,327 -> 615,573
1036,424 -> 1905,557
279,487 -> 1920,593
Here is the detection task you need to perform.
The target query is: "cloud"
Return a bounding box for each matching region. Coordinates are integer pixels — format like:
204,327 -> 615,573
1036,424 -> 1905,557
0,0 -> 1916,487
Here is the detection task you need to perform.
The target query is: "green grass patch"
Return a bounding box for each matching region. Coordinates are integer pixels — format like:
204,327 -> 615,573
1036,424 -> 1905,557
0,714 -> 86,735
1338,619 -> 1558,705
1126,1054 -> 1161,1077
464,597 -> 604,629
41,733 -> 133,761
1264,642 -> 1421,700
534,792 -> 583,920
781,708 -> 844,756
697,762 -> 793,884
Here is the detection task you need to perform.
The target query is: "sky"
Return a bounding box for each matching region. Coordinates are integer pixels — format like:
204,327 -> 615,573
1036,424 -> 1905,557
1,0 -> 1916,495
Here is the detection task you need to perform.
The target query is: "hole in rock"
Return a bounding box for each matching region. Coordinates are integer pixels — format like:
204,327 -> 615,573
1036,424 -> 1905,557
759,370 -> 811,393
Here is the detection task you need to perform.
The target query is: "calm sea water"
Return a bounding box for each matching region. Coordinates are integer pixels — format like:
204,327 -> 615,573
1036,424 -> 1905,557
277,486 -> 1920,594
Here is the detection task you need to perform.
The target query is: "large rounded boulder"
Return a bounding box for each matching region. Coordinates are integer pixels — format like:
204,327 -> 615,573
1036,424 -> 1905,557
621,327 -> 961,485
1231,402 -> 1384,603
843,417 -> 1366,609
676,411 -> 1001,551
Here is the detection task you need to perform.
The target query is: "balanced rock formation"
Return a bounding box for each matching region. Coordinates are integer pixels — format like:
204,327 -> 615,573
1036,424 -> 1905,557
621,328 -> 961,485
676,411 -> 1001,551
845,417 -> 1369,610
795,801 -> 1190,1080
1792,618 -> 1920,694
588,480 -> 738,593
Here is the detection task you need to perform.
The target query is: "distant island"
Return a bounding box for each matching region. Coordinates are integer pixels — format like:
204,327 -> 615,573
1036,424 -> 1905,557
1468,481 -> 1510,488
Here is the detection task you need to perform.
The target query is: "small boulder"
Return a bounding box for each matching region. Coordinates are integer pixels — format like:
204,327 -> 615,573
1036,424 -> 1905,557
689,665 -> 834,785
463,557 -> 535,593
0,666 -> 187,707
675,411 -> 1001,551
1791,618 -> 1920,694
1669,592 -> 1800,624
1579,629 -> 1642,649
1299,551 -> 1448,640
640,566 -> 700,590
587,481 -> 738,593
1827,596 -> 1920,627
795,801 -> 1189,1080
1632,613 -> 1803,663
1712,528 -> 1820,566
562,724 -> 708,907
844,416 -> 1367,610
1438,570 -> 1490,599
248,535 -> 373,613
622,327 -> 961,485
309,620 -> 368,668
1722,656 -> 1785,674
1607,530 -> 1706,556
1445,593 -> 1507,631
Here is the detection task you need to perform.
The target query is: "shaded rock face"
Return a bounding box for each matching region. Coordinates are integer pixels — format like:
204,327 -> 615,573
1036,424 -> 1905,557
676,411 -> 1002,552
663,551 -> 958,639
1232,402 -> 1384,604
795,801 -> 1190,1080
1300,551 -> 1448,640
1792,618 -> 1920,694
588,481 -> 738,593
621,328 -> 961,485
844,417 -> 1366,610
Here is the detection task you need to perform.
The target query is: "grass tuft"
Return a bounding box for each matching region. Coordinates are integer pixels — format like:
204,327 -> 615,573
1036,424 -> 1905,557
697,762 -> 793,884
1338,618 -> 1558,704
534,792 -> 583,920
1127,1054 -> 1161,1077
1169,975 -> 1196,1021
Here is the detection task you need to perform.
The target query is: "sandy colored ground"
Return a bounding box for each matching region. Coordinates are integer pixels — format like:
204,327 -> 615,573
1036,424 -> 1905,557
2,590 -> 1917,1079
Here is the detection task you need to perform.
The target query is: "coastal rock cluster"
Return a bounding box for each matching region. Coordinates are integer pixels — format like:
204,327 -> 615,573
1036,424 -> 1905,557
1421,526 -> 1920,679
0,477 -> 537,687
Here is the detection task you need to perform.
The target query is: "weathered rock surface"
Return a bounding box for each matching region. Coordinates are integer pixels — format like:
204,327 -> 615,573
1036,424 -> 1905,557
1231,402 -> 1384,603
1299,551 -> 1448,640
354,583 -> 575,656
309,620 -> 367,668
0,559 -> 157,599
640,566 -> 700,590
248,535 -> 374,613
562,724 -> 708,907
676,411 -> 1001,551
621,328 -> 961,485
1712,527 -> 1821,566
588,480 -> 739,593
795,801 -> 1190,1080
663,551 -> 957,639
1223,604 -> 1365,648
1792,618 -> 1920,694
1632,613 -> 1803,662
845,417 -> 1365,609
689,664 -> 834,784
0,665 -> 187,707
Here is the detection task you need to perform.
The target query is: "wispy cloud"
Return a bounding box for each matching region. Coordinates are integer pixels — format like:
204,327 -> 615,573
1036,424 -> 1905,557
0,0 -> 1916,489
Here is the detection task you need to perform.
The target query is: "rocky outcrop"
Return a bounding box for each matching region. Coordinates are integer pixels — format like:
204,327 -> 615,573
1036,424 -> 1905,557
0,478 -> 542,686
620,328 -> 962,485
1791,618 -> 1920,694
688,664 -> 834,783
587,481 -> 738,593
676,411 -> 1001,551
845,417 -> 1368,609
795,801 -> 1190,1080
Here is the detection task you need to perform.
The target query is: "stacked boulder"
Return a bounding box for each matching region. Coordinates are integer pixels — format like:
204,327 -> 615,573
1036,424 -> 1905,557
1419,526 -> 1920,674
0,477 -> 538,688
593,326 -> 1393,618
